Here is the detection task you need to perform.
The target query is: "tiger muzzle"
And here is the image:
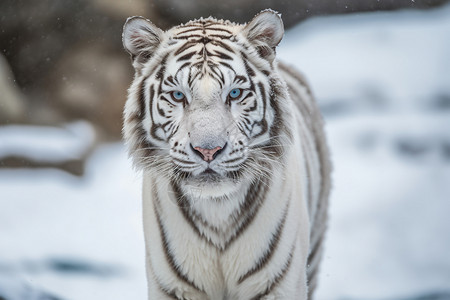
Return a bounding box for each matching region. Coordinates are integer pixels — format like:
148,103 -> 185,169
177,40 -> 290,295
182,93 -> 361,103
187,105 -> 229,163
191,143 -> 227,162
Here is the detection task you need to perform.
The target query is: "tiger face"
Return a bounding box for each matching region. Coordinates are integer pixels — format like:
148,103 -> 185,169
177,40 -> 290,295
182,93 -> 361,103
123,11 -> 292,197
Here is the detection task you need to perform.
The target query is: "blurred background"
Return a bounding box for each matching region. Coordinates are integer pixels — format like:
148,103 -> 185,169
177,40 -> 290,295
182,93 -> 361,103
1,0 -> 450,299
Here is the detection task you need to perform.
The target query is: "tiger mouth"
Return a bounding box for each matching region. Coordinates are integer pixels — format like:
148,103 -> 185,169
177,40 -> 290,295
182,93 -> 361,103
195,168 -> 223,182
173,162 -> 245,183
201,168 -> 217,175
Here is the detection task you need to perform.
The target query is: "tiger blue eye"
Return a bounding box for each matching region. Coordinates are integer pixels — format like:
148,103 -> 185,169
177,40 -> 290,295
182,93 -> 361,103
172,91 -> 185,101
229,88 -> 241,99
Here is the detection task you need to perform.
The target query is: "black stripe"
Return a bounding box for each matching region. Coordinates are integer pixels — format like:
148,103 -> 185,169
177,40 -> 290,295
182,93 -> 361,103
167,75 -> 176,85
148,84 -> 164,142
285,81 -> 312,127
222,174 -> 270,250
234,75 -> 247,84
243,95 -> 257,112
172,186 -> 223,241
159,95 -> 172,105
250,83 -> 268,139
278,62 -> 312,96
174,34 -> 206,40
242,53 -> 255,77
249,243 -> 296,300
201,36 -> 212,44
171,182 -> 206,240
132,125 -> 159,158
211,40 -> 235,53
153,189 -> 205,293
209,66 -> 225,87
176,27 -> 203,35
280,64 -> 331,230
177,51 -> 197,62
307,235 -> 324,283
175,62 -> 191,79
146,253 -> 178,299
128,79 -> 161,158
218,61 -> 235,72
159,288 -> 178,299
249,78 -> 290,161
269,78 -> 291,152
156,96 -> 168,117
188,69 -> 203,89
175,41 -> 197,55
162,120 -> 173,133
172,157 -> 195,165
167,124 -> 180,140
222,157 -> 244,164
242,117 -> 253,133
155,275 -> 178,299
214,50 -> 232,60
203,27 -> 233,34
208,34 -> 232,39
302,139 -> 313,209
171,174 -> 270,251
203,48 -> 214,57
136,77 -> 146,121
155,54 -> 168,80
261,69 -> 271,76
236,122 -> 249,138
237,198 -> 290,284
189,208 -> 221,235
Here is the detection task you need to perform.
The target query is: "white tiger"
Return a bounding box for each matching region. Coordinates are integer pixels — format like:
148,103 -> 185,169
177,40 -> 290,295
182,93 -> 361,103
122,10 -> 331,300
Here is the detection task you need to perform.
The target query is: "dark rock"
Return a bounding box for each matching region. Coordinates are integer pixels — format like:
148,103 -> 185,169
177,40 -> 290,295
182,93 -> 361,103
0,0 -> 148,138
0,156 -> 86,176
430,93 -> 450,111
0,122 -> 96,176
320,99 -> 354,117
442,142 -> 450,160
45,257 -> 122,277
395,138 -> 431,157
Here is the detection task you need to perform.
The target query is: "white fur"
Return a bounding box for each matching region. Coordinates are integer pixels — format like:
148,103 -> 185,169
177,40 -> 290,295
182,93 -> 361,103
123,10 -> 331,300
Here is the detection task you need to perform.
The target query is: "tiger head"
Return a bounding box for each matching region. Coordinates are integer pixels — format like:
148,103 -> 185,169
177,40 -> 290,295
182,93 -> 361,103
122,10 -> 293,198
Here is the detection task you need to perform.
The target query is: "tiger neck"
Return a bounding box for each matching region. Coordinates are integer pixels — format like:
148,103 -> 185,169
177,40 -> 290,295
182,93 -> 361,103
159,174 -> 274,250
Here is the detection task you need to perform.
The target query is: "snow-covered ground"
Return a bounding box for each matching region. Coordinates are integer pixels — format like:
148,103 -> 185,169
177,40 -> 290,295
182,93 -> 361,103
1,4 -> 450,300
0,121 -> 96,163
278,4 -> 450,299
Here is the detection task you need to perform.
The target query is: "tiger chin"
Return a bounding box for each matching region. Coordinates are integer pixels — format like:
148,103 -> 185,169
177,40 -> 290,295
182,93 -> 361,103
122,9 -> 331,300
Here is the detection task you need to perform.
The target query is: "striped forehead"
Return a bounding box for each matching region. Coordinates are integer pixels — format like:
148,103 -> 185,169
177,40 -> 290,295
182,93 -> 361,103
163,21 -> 246,88
167,20 -> 241,64
170,19 -> 241,40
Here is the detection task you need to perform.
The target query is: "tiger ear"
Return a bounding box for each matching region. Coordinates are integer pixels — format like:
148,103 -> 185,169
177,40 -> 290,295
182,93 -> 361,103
242,10 -> 284,62
122,16 -> 164,69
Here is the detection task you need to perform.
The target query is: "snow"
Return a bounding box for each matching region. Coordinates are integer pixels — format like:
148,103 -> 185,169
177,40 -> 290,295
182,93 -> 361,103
279,5 -> 450,111
0,121 -> 96,162
318,112 -> 450,299
0,144 -> 146,300
1,4 -> 450,300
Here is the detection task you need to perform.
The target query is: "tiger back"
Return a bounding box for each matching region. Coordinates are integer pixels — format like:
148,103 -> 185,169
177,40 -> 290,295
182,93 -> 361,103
122,10 -> 331,300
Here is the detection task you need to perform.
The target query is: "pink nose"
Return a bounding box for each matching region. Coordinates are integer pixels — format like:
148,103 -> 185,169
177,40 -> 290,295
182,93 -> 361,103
193,146 -> 222,162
